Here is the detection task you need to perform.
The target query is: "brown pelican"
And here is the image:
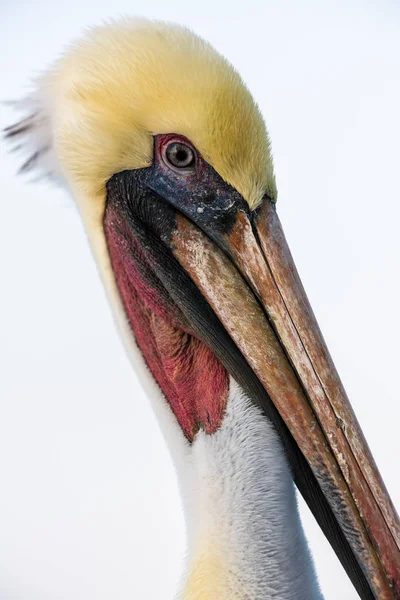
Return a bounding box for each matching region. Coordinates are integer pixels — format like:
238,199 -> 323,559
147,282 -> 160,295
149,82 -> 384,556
5,18 -> 400,600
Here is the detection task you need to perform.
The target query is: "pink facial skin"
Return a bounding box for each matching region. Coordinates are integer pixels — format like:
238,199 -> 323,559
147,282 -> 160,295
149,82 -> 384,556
104,162 -> 229,441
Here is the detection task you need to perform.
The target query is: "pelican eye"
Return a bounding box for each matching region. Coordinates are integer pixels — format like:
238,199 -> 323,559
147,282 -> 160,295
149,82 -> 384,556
165,142 -> 195,170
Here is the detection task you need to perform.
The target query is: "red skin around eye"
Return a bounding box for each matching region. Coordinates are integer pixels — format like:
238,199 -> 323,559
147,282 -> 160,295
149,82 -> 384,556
105,203 -> 229,442
156,133 -> 206,177
157,133 -> 195,157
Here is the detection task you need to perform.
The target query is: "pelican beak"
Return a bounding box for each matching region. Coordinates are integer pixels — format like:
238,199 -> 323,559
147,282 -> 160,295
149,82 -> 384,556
168,201 -> 400,600
104,159 -> 400,600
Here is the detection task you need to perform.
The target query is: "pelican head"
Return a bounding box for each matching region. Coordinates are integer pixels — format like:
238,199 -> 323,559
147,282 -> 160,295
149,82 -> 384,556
6,18 -> 400,600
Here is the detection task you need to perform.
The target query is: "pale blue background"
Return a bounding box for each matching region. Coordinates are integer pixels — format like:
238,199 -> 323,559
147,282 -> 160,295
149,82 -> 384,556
0,1 -> 399,599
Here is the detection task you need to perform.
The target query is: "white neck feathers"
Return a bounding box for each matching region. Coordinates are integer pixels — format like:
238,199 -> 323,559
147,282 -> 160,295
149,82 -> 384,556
177,380 -> 323,600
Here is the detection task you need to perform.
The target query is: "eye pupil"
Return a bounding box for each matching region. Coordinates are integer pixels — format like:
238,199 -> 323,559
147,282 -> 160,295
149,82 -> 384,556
176,149 -> 187,161
165,141 -> 195,170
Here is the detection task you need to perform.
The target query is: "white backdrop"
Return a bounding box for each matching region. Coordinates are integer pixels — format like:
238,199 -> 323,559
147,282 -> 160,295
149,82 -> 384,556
1,1 -> 399,599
